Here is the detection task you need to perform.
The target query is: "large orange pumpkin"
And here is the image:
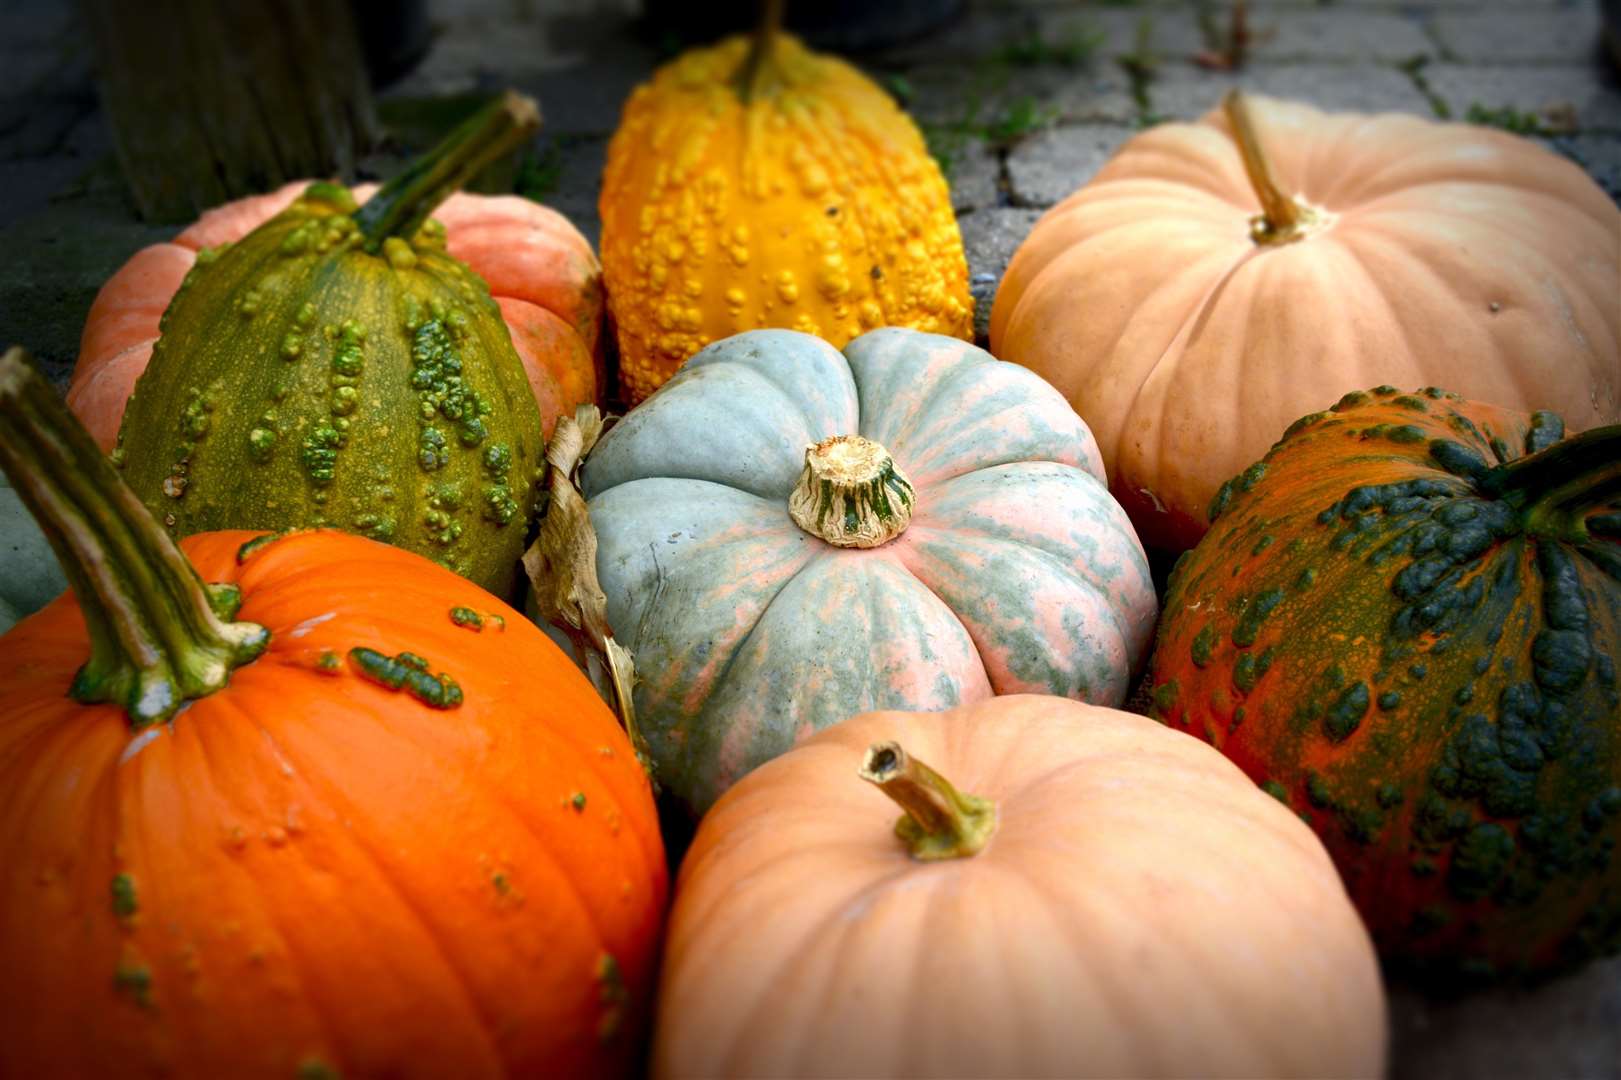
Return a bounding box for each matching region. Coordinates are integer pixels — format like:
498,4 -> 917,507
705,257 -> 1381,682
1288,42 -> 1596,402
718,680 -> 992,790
990,91 -> 1621,552
0,348 -> 665,1076
70,146 -> 603,451
655,695 -> 1386,1078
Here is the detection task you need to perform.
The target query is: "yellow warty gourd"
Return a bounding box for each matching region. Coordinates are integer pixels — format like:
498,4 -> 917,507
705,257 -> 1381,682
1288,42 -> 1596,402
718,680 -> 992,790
600,28 -> 974,404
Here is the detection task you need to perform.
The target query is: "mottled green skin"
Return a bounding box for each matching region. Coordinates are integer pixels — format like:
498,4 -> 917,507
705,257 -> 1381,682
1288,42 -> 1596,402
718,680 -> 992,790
347,646 -> 464,709
1150,385 -> 1621,978
114,185 -> 543,596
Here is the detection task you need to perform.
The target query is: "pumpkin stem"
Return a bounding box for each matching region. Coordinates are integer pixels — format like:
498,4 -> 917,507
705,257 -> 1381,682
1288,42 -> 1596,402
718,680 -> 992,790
860,741 -> 997,860
0,347 -> 268,730
1222,90 -> 1331,246
354,90 -> 541,252
1483,423 -> 1621,544
787,434 -> 914,548
736,0 -> 787,103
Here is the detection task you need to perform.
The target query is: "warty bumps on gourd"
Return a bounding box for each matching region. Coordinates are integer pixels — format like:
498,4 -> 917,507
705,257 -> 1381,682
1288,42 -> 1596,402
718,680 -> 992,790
599,17 -> 974,403
1150,385 -> 1621,977
109,94 -> 556,597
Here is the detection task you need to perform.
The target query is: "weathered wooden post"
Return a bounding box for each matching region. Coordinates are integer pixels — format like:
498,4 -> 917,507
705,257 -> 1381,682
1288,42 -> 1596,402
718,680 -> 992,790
83,0 -> 381,222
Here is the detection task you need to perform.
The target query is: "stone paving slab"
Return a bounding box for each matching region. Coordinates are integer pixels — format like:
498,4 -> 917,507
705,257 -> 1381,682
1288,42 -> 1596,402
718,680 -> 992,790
958,206 -> 1044,343
1240,8 -> 1436,63
0,4 -> 72,53
0,38 -> 90,103
1547,130 -> 1621,200
866,5 -> 1204,67
1388,955 -> 1621,1079
1005,123 -> 1134,206
1422,62 -> 1621,131
1431,7 -> 1607,64
0,190 -> 172,389
388,30 -> 653,136
944,135 -> 1002,213
1148,60 -> 1435,120
530,133 -> 609,248
1001,6 -> 1210,64
900,60 -> 1139,127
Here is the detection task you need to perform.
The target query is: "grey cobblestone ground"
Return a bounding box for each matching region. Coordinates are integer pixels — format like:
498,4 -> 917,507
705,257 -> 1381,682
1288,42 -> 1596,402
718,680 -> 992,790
4,0 -> 1618,379
0,1 -> 1618,1075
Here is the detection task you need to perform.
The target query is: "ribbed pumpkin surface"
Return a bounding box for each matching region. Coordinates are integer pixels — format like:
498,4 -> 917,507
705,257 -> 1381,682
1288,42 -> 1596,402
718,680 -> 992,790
111,182 -> 546,596
71,181 -> 602,451
600,32 -> 973,403
655,696 -> 1386,1078
991,95 -> 1621,551
581,328 -> 1156,813
1149,386 -> 1621,976
0,529 -> 667,1076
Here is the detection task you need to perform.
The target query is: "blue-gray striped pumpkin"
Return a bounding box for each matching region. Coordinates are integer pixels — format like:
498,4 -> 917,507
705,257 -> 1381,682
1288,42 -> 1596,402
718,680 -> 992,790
1,473 -> 65,632
580,327 -> 1157,812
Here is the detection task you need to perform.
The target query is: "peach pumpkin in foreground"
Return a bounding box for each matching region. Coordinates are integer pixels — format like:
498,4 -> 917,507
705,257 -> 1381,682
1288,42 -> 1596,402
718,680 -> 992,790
654,695 -> 1387,1078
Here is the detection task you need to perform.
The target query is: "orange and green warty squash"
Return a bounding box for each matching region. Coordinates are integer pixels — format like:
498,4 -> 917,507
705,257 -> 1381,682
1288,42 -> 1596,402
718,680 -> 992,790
599,10 -> 973,404
0,347 -> 666,1076
579,327 -> 1157,814
1149,385 -> 1621,977
87,93 -> 592,597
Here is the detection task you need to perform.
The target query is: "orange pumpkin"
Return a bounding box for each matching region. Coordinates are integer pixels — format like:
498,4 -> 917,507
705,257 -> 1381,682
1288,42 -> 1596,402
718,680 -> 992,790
70,175 -> 603,451
599,11 -> 973,404
655,695 -> 1386,1078
990,91 -> 1621,552
0,348 -> 664,1076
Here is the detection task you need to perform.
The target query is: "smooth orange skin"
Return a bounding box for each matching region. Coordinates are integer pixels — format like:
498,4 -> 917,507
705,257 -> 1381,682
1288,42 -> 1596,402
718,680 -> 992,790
69,181 -> 603,450
0,529 -> 666,1078
655,695 -> 1386,1079
991,95 -> 1621,552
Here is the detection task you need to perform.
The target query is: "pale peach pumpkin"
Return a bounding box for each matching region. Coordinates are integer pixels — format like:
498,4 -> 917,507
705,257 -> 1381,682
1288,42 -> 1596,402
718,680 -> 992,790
990,91 -> 1621,551
71,181 -> 603,450
655,695 -> 1387,1078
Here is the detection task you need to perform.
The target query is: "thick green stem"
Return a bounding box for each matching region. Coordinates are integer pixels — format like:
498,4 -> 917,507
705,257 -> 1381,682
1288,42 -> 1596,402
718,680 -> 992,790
1483,424 -> 1621,543
859,741 -> 997,861
1222,89 -> 1329,246
736,0 -> 786,103
0,348 -> 268,728
354,90 -> 541,252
